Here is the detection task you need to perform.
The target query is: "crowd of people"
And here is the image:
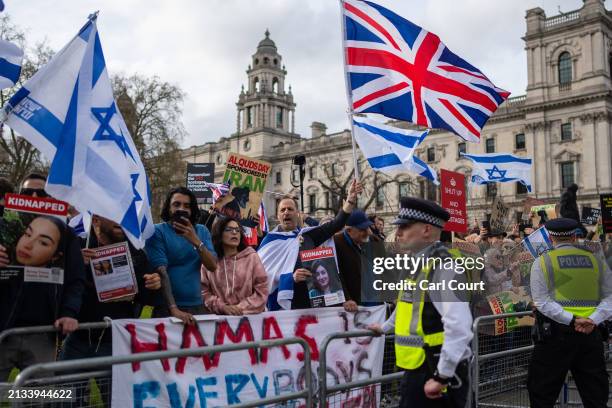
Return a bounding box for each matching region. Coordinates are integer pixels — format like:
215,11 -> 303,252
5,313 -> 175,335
0,174 -> 610,408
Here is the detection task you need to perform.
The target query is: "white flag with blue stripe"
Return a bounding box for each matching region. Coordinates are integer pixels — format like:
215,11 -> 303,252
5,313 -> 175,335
2,14 -> 154,248
462,153 -> 532,192
0,39 -> 23,89
523,227 -> 553,258
352,115 -> 438,183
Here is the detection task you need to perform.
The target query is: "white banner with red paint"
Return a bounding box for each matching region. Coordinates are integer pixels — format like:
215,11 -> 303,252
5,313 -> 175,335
111,305 -> 386,407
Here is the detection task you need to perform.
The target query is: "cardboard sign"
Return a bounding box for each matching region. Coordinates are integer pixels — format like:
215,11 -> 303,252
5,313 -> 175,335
581,206 -> 601,226
530,204 -> 557,227
490,196 -> 509,233
600,194 -> 612,233
217,153 -> 271,227
487,287 -> 534,335
440,169 -> 468,233
90,242 -> 138,302
1,193 -> 68,284
299,247 -> 345,307
112,306 -> 385,408
186,163 -> 215,204
522,197 -> 545,222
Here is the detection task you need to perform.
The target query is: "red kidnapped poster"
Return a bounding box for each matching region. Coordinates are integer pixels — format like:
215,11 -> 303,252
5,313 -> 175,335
441,169 -> 468,233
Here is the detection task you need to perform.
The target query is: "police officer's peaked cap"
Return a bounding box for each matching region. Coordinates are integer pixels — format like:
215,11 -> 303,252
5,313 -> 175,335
392,197 -> 450,228
545,218 -> 580,237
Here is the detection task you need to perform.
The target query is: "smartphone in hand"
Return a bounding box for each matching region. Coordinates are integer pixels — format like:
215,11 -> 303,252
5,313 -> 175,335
171,210 -> 190,233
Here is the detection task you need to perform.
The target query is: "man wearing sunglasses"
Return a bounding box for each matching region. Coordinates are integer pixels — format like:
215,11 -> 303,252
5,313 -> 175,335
0,173 -> 85,381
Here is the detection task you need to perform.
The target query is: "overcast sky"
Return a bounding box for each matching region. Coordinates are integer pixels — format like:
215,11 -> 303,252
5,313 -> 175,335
6,0 -> 609,148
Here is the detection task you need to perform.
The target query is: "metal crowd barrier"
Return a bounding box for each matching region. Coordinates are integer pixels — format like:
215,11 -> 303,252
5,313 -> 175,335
6,337 -> 312,408
471,312 -> 534,408
318,330 -> 403,408
0,321 -> 111,345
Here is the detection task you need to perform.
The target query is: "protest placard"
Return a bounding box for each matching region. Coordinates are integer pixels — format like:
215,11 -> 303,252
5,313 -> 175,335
299,247 -> 345,307
580,206 -> 601,225
487,287 -> 534,335
90,242 -> 138,302
112,306 -> 385,407
186,163 -> 215,204
0,193 -> 68,284
490,196 -> 509,232
600,194 -> 612,233
530,203 -> 557,227
440,169 -> 467,233
216,153 -> 271,227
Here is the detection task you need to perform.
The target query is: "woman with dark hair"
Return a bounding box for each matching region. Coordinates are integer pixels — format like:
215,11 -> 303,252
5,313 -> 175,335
201,217 -> 268,315
308,259 -> 337,298
14,215 -> 66,268
145,186 -> 217,324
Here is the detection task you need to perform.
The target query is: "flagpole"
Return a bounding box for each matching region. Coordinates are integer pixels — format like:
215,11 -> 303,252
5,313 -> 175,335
339,0 -> 360,180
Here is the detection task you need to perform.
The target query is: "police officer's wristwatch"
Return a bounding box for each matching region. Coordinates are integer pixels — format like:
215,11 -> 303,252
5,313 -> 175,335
432,370 -> 450,385
569,315 -> 576,329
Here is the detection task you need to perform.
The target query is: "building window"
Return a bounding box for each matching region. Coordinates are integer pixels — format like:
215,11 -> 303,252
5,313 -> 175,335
275,171 -> 282,184
272,78 -> 279,94
485,138 -> 495,153
560,162 -> 575,188
243,139 -> 251,151
427,147 -> 435,162
516,182 -> 528,195
276,108 -> 283,128
308,194 -> 316,212
216,154 -> 223,165
324,191 -> 330,209
309,166 -> 316,179
561,123 -> 572,141
398,182 -> 411,199
515,133 -> 525,150
246,107 -> 253,127
291,168 -> 298,182
275,199 -> 281,214
331,163 -> 339,177
253,77 -> 260,92
558,52 -> 572,87
486,183 -> 497,198
418,180 -> 426,199
426,179 -> 437,201
376,187 -> 385,208
457,142 -> 466,158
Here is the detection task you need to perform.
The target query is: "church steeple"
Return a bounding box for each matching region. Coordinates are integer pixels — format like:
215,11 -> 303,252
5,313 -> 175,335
236,30 -> 296,135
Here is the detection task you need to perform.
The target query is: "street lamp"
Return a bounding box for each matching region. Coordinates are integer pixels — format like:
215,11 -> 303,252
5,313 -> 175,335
291,155 -> 306,212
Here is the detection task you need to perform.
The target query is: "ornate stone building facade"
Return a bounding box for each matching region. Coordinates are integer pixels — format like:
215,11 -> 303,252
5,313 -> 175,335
183,0 -> 612,231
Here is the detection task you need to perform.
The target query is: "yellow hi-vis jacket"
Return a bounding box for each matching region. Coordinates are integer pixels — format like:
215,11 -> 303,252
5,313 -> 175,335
540,246 -> 601,318
395,250 -> 460,370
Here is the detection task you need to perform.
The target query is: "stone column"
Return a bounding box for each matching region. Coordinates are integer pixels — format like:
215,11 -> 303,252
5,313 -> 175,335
579,113 -> 598,192
595,112 -> 611,190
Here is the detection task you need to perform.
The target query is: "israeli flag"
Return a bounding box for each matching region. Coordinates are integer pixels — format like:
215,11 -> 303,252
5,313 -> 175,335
352,115 -> 438,183
462,153 -> 532,192
2,14 -> 154,248
523,227 -> 553,258
0,39 -> 23,89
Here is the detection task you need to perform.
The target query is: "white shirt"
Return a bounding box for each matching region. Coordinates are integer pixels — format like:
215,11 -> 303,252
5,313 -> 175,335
530,243 -> 612,325
382,243 -> 473,378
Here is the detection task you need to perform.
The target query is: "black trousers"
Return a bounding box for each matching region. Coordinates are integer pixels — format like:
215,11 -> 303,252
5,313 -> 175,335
527,329 -> 608,408
399,361 -> 469,408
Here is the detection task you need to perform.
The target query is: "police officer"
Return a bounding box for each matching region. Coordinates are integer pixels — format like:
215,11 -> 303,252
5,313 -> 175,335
528,218 -> 612,408
369,197 -> 473,408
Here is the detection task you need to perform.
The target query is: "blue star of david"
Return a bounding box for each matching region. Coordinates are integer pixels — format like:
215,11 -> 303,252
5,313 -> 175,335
485,165 -> 507,180
92,103 -> 135,160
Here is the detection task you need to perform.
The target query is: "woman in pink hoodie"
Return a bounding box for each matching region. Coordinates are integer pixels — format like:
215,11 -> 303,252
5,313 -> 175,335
201,217 -> 268,315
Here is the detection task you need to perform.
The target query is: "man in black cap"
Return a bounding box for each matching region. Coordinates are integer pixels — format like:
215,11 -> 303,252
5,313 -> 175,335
528,218 -> 611,408
335,210 -> 373,311
368,197 -> 473,408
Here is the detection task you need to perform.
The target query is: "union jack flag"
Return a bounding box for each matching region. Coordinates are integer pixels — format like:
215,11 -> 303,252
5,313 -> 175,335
342,0 -> 510,142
